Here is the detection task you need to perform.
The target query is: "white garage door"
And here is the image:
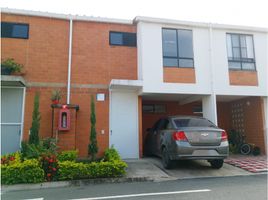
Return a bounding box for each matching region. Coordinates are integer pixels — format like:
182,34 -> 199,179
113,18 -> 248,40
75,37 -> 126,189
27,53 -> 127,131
110,91 -> 139,159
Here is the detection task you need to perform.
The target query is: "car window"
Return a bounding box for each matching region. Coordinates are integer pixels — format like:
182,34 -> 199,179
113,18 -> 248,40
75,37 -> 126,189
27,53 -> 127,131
166,121 -> 174,129
173,118 -> 217,128
158,119 -> 169,130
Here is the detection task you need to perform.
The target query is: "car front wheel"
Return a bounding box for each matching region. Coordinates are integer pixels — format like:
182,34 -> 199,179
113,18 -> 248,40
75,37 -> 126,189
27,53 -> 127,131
210,159 -> 224,169
162,147 -> 173,169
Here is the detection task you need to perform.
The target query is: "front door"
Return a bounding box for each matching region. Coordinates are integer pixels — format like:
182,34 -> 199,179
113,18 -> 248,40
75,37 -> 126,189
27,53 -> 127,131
110,91 -> 139,159
1,87 -> 24,155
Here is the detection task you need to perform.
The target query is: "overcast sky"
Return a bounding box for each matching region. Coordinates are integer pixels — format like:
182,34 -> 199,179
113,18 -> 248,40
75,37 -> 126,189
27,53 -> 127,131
1,0 -> 268,28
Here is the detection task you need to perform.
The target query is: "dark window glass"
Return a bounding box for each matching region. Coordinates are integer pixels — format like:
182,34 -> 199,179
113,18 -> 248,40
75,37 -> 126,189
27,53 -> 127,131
109,31 -> 136,47
226,33 -> 255,70
110,32 -> 123,45
1,22 -> 29,39
162,28 -> 194,68
177,30 -> 193,58
162,29 -> 177,57
179,59 -> 194,68
173,118 -> 216,128
163,58 -> 178,67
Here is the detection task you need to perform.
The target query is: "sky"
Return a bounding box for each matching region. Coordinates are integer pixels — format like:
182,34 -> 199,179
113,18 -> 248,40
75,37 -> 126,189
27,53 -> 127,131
1,0 -> 268,28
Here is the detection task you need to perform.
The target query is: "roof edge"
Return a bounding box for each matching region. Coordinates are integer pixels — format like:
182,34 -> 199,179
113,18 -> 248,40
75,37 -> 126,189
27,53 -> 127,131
134,16 -> 268,33
1,7 -> 133,25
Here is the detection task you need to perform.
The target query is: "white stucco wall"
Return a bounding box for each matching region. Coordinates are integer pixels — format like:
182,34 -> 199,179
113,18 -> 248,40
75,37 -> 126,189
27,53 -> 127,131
137,21 -> 268,97
137,22 -> 212,95
212,30 -> 268,96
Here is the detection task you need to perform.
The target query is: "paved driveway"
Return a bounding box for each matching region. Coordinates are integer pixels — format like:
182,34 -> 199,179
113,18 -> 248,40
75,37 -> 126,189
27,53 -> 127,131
126,156 -> 255,181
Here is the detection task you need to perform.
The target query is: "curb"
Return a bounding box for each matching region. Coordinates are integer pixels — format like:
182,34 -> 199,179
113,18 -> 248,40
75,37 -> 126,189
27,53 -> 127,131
1,177 -> 153,193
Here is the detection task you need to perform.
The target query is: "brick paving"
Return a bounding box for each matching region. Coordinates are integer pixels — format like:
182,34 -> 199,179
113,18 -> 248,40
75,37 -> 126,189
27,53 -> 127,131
225,156 -> 268,173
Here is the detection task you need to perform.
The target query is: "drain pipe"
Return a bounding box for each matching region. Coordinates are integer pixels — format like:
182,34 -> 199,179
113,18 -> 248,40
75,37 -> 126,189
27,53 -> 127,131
67,18 -> 73,104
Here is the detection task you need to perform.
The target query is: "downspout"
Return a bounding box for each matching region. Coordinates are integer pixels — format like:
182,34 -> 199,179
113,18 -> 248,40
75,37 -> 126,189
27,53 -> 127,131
67,18 -> 73,104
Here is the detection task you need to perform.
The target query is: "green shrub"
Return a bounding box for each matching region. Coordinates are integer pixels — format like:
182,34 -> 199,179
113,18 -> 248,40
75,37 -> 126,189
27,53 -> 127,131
88,95 -> 98,161
29,92 -> 41,145
21,142 -> 44,159
42,138 -> 58,154
103,146 -> 121,161
58,150 -> 78,162
1,58 -> 23,73
21,138 -> 57,159
1,152 -> 22,165
58,160 -> 127,181
58,161 -> 89,180
1,159 -> 44,185
88,160 -> 127,178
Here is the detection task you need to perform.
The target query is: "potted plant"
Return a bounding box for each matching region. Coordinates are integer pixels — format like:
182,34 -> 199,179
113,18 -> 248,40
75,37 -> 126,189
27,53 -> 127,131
1,58 -> 23,75
51,89 -> 62,105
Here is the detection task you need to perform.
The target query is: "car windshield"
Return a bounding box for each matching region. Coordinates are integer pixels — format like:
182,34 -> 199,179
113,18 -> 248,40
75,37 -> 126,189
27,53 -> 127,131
173,118 -> 216,128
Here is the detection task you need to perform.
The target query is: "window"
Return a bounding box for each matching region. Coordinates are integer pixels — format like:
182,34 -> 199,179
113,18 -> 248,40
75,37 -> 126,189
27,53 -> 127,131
162,28 -> 194,68
1,22 -> 29,39
173,118 -> 216,128
142,104 -> 166,113
109,31 -> 136,47
226,33 -> 255,70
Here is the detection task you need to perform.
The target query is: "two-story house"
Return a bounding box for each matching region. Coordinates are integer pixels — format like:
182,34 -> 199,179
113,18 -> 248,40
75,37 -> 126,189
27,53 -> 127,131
1,9 -> 267,158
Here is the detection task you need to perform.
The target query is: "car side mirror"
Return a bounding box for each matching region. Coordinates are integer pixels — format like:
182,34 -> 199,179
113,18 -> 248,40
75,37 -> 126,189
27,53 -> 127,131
146,128 -> 152,132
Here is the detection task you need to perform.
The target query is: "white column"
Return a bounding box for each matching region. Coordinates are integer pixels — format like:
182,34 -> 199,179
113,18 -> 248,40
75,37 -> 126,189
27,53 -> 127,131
202,94 -> 218,125
263,97 -> 268,154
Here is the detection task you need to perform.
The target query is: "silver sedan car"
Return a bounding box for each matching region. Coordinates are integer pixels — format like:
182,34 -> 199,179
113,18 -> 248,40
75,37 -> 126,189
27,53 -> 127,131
144,116 -> 229,169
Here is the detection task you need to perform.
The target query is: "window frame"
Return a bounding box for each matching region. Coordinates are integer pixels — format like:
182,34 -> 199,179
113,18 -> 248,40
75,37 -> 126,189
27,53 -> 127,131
162,28 -> 194,68
226,33 -> 256,71
1,22 -> 29,39
142,104 -> 166,114
109,31 -> 137,47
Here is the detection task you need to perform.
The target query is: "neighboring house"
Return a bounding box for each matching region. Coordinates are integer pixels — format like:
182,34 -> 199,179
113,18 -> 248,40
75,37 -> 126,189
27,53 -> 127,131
1,8 -> 267,158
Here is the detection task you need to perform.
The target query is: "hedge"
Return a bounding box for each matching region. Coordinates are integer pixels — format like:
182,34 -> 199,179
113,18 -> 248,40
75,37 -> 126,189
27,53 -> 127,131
58,160 -> 127,181
58,150 -> 78,162
1,159 -> 44,184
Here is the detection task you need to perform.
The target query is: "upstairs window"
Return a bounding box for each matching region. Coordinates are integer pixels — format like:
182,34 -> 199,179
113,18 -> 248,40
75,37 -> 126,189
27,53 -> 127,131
109,31 -> 136,47
226,33 -> 255,70
162,28 -> 194,68
1,22 -> 29,39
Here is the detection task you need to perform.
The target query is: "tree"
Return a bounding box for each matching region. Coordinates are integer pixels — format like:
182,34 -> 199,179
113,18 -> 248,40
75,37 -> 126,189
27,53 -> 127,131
88,95 -> 98,161
29,92 -> 41,145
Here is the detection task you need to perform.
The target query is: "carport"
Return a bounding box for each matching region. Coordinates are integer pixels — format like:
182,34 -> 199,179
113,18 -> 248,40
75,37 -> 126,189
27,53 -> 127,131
141,93 -> 215,156
217,95 -> 266,154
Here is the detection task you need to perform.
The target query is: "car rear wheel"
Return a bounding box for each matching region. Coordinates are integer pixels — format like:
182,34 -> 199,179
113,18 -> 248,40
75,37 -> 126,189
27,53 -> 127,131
210,159 -> 224,169
162,147 -> 173,169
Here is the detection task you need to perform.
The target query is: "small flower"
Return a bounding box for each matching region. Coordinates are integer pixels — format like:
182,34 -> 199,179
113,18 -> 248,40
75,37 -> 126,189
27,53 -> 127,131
9,156 -> 15,161
52,168 -> 56,171
47,173 -> 51,177
49,159 -> 53,163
